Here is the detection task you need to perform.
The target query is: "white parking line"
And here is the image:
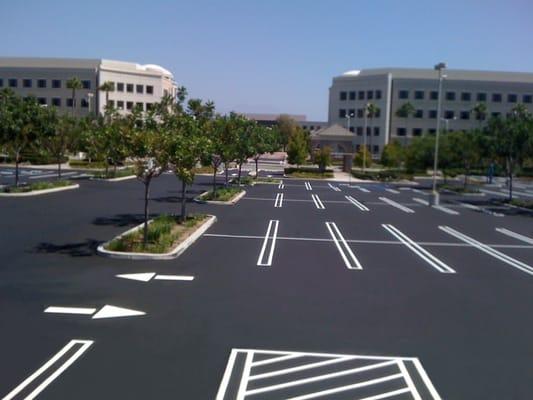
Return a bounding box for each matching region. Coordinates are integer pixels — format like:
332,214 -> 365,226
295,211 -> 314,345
413,197 -> 429,206
413,197 -> 459,215
411,188 -> 428,196
382,224 -> 456,273
257,220 -> 279,267
328,183 -> 341,192
385,188 -> 400,194
278,180 -> 284,189
439,226 -> 533,276
3,339 -> 93,400
379,197 -> 415,213
311,194 -> 325,209
304,181 -> 312,191
457,202 -> 504,217
274,193 -> 284,208
495,228 -> 533,245
355,186 -> 370,193
28,172 -> 77,180
345,195 -> 369,211
325,222 -> 363,270
43,306 -> 96,315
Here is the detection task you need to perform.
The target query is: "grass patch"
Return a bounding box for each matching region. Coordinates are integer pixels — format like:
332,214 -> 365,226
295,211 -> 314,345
351,169 -> 414,182
193,166 -> 215,174
93,168 -> 135,179
201,187 -> 243,201
2,180 -> 73,193
284,167 -> 333,179
438,184 -> 480,194
509,199 -> 533,210
69,160 -> 108,169
106,214 -> 208,253
256,177 -> 281,183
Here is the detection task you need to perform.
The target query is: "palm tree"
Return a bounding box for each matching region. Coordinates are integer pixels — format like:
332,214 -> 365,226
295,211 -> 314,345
99,81 -> 115,108
366,103 -> 380,161
471,102 -> 488,127
66,77 -> 82,116
395,102 -> 416,146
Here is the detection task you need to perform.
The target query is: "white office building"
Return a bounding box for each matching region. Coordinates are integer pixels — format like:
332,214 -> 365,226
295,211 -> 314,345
329,68 -> 533,157
0,57 -> 177,116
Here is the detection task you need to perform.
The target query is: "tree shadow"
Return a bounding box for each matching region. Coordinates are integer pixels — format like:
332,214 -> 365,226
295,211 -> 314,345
34,239 -> 100,257
152,196 -> 198,204
92,214 -> 145,227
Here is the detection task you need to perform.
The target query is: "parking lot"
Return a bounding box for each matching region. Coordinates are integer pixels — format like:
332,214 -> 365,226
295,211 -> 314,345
0,167 -> 88,186
0,174 -> 532,399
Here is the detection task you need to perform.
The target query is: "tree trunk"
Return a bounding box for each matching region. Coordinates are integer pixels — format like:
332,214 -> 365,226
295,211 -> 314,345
71,89 -> 75,116
113,163 -> 117,178
15,151 -> 20,187
508,159 -> 513,201
180,179 -> 187,223
105,163 -> 109,179
255,158 -> 259,179
225,164 -> 229,187
238,163 -> 242,185
212,166 -> 217,197
58,156 -> 62,180
143,179 -> 151,246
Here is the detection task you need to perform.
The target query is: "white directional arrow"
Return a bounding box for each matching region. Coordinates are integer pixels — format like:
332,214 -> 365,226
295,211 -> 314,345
44,304 -> 146,319
116,272 -> 194,282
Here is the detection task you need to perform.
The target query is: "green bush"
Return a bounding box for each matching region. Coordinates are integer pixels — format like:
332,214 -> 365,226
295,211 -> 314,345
202,187 -> 242,201
351,169 -> 413,182
2,180 -> 73,193
69,160 -> 107,169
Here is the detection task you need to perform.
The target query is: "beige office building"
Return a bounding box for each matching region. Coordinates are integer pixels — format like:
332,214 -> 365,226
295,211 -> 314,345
329,68 -> 533,157
0,57 -> 177,116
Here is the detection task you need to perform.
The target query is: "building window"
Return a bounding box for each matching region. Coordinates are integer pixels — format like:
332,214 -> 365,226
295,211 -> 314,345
8,79 -> 17,88
375,90 -> 382,99
357,109 -> 364,118
82,80 -> 91,89
358,91 -> 365,100
349,126 -> 354,133
444,110 -> 455,119
117,101 -> 124,110
476,92 -> 486,102
507,94 -> 517,103
340,91 -> 347,101
136,102 -> 144,111
412,128 -> 422,136
397,127 -> 407,136
52,79 -> 61,89
524,94 -> 532,104
373,127 -> 380,136
399,90 -> 409,99
461,92 -> 471,101
430,91 -> 438,100
374,109 -> 381,118
414,90 -> 424,100
66,98 -> 74,107
81,98 -> 89,108
414,109 -> 423,118
117,83 -> 124,92
37,97 -> 47,105
348,109 -> 355,117
126,101 -> 133,110
491,112 -> 501,118
428,128 -> 436,134
356,144 -> 361,151
0,78 -> 3,87
356,127 -> 363,136
367,90 -> 373,100
373,145 -> 379,154
460,111 -> 470,120
126,83 -> 134,93
37,79 -> 47,88
492,93 -> 502,102
136,84 -> 144,94
52,98 -> 61,107
23,79 -> 32,88
339,109 -> 346,118
108,100 -> 115,108
445,91 -> 456,101
429,110 -> 437,119
366,127 -> 371,136
348,91 -> 355,100
147,86 -> 154,95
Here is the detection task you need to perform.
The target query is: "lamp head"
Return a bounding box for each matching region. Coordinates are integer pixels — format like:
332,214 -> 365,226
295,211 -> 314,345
434,62 -> 447,71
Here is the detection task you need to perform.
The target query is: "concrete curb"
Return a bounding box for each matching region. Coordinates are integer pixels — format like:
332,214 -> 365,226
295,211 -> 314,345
441,189 -> 486,197
97,214 -> 217,260
194,190 -> 246,205
0,184 -> 79,197
91,175 -> 136,182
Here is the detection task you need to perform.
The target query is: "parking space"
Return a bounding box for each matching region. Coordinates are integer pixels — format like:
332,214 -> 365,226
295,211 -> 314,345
1,174 -> 532,399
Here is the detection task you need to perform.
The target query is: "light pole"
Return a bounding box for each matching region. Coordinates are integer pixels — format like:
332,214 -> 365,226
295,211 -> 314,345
431,62 -> 447,205
87,92 -> 94,115
363,103 -> 369,172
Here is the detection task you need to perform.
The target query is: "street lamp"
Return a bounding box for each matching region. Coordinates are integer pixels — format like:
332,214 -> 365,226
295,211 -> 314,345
87,92 -> 94,114
431,62 -> 447,205
363,103 -> 370,172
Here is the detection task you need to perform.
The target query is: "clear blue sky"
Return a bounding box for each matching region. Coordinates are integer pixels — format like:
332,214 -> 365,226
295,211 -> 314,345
1,0 -> 533,120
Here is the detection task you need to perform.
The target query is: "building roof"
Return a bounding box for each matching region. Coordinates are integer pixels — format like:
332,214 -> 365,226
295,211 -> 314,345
333,67 -> 533,83
311,124 -> 354,140
242,113 -> 307,122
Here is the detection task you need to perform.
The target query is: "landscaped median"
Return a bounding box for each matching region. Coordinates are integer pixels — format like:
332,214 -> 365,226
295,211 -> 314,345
284,167 -> 333,179
97,214 -> 216,260
91,168 -> 136,182
0,180 -> 79,197
195,187 -> 246,205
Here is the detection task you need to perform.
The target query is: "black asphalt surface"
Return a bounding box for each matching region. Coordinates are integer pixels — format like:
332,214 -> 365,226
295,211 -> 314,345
1,174 -> 532,399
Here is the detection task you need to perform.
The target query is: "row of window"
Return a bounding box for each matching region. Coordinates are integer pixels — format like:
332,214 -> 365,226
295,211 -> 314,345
339,90 -> 382,101
339,108 -> 381,119
0,78 -> 92,90
397,89 -> 532,103
340,108 -> 523,121
108,100 -> 154,111
355,144 -> 380,154
347,126 -> 381,136
23,97 -> 153,111
396,128 -> 436,137
0,78 -> 155,95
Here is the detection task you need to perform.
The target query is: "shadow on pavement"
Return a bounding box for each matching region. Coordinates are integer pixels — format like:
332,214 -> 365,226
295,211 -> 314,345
34,239 -> 99,257
92,214 -> 145,227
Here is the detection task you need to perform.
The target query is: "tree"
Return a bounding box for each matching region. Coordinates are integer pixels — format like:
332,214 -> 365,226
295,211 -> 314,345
99,81 -> 115,109
66,77 -> 82,116
471,102 -> 488,126
395,102 -> 416,146
446,130 -> 481,187
250,126 -> 280,179
286,128 -> 308,166
313,146 -> 332,172
380,140 -> 405,168
276,114 -> 298,151
0,90 -> 43,186
353,146 -> 372,168
233,116 -> 256,184
40,111 -> 76,180
366,103 -> 380,161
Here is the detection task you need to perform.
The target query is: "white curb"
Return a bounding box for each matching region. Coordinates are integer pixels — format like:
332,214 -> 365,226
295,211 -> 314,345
92,175 -> 136,182
0,184 -> 79,197
97,214 -> 217,260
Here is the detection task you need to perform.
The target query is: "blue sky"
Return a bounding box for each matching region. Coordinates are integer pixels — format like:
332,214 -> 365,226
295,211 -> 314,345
1,0 -> 533,120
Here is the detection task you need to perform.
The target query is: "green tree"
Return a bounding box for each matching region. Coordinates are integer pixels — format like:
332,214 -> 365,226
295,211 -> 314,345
250,126 -> 280,179
66,77 -> 83,116
446,130 -> 481,187
286,128 -> 308,166
380,140 -> 405,168
395,102 -> 416,146
313,146 -> 332,173
366,103 -> 380,161
471,102 -> 488,126
40,111 -> 77,179
99,81 -> 115,109
276,114 -> 298,151
353,146 -> 372,168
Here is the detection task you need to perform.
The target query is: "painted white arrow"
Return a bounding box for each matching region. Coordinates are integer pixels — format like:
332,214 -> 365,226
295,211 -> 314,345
44,304 -> 146,319
116,272 -> 194,282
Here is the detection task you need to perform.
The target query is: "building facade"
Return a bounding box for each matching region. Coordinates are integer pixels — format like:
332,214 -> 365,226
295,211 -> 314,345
329,68 -> 533,157
0,57 -> 177,117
